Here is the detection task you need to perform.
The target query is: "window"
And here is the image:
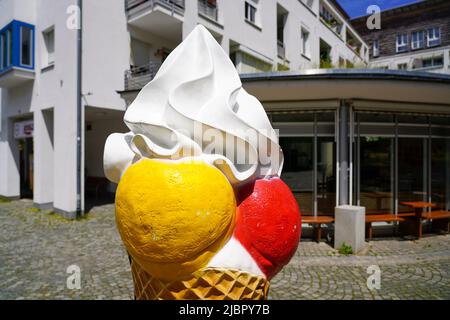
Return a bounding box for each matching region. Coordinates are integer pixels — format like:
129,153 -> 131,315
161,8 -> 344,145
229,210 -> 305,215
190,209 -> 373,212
411,31 -> 425,50
422,56 -> 443,68
20,26 -> 33,67
396,34 -> 408,53
7,29 -> 12,66
0,33 -> 6,69
398,63 -> 407,70
43,27 -> 55,66
245,1 -> 257,24
0,28 -> 12,70
372,40 -> 379,57
301,27 -> 310,58
427,27 -> 441,47
0,20 -> 35,72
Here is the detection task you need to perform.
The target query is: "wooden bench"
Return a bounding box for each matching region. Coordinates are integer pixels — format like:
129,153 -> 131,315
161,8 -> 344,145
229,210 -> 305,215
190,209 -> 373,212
423,210 -> 450,234
365,214 -> 405,240
399,210 -> 450,238
302,216 -> 334,242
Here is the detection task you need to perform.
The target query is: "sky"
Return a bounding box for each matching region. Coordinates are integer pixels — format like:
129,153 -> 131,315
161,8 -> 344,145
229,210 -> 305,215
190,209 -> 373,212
336,0 -> 423,18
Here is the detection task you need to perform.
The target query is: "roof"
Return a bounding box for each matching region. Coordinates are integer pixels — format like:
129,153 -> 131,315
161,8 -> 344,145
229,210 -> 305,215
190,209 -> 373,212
240,69 -> 450,84
351,0 -> 442,21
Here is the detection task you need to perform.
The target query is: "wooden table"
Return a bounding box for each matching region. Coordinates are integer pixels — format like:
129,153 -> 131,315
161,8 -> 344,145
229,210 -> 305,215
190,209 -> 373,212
365,192 -> 392,213
400,201 -> 436,238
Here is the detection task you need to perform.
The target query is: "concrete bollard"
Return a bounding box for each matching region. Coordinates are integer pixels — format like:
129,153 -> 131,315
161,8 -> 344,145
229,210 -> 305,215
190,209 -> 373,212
334,205 -> 366,253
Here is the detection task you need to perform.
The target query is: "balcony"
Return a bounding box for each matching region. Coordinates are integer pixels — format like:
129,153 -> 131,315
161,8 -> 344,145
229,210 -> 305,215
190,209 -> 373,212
0,20 -> 35,88
319,2 -> 343,38
125,0 -> 184,42
124,61 -> 162,91
346,30 -> 363,58
198,0 -> 218,21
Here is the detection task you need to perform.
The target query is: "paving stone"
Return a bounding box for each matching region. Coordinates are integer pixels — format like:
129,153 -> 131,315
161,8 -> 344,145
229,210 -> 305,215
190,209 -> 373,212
1,200 -> 450,300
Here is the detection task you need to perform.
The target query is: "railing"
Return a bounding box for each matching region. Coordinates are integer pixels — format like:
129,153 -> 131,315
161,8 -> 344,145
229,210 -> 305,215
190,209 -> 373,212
125,0 -> 185,12
277,40 -> 285,59
198,0 -> 218,21
124,61 -> 162,91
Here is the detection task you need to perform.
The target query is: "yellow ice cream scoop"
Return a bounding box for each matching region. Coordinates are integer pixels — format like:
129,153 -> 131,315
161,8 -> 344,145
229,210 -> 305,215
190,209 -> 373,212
115,158 -> 236,281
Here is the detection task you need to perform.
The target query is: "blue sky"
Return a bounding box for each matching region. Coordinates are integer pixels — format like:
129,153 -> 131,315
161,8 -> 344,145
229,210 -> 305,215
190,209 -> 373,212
337,0 -> 422,18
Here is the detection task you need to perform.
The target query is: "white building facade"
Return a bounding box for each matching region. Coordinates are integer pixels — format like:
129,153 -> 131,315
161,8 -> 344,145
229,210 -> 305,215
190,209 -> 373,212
0,0 -> 368,217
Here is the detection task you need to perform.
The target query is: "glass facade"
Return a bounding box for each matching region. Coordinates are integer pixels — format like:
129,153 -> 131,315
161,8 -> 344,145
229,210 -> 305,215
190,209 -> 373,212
273,110 -> 336,217
271,109 -> 450,219
354,111 -> 450,215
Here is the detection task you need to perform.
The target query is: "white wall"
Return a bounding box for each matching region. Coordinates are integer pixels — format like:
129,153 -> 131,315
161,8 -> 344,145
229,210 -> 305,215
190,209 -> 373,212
85,116 -> 128,178
82,0 -> 130,111
0,0 -> 36,26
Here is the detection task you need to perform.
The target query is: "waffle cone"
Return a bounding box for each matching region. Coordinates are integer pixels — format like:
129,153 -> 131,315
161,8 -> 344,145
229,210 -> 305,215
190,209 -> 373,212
130,259 -> 269,300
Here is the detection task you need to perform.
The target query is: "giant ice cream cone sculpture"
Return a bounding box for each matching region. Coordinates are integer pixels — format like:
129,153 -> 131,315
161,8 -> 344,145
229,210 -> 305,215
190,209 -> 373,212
104,25 -> 301,300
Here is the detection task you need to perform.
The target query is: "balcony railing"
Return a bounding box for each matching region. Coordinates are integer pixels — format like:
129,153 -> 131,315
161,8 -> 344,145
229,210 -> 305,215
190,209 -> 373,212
125,0 -> 185,13
277,40 -> 286,59
198,0 -> 218,21
124,62 -> 162,91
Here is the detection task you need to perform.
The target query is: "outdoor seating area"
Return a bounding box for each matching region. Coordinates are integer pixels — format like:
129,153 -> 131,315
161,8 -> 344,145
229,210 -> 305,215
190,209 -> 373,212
302,204 -> 450,242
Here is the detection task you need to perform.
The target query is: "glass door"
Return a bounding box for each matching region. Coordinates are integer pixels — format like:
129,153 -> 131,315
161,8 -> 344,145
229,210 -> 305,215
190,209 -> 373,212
397,137 -> 428,212
430,138 -> 449,210
359,137 -> 394,214
274,110 -> 336,216
279,137 -> 314,215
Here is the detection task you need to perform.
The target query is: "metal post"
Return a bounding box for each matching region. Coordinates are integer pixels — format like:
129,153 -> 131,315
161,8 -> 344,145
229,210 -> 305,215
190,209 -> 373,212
338,101 -> 349,206
313,113 -> 317,216
447,139 -> 450,211
356,112 -> 360,206
349,106 -> 353,206
394,115 -> 398,215
76,0 -> 83,216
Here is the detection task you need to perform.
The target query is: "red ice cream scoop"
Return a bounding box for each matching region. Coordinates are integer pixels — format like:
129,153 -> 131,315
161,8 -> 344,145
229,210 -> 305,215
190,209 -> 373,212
234,177 -> 302,280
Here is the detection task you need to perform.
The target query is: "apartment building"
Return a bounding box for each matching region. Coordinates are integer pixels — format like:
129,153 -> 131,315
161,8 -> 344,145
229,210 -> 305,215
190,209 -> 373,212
351,0 -> 450,74
122,0 -> 369,102
0,0 -> 368,217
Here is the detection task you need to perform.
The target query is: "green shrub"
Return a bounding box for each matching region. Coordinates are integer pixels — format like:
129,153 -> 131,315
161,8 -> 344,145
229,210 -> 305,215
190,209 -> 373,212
338,242 -> 353,255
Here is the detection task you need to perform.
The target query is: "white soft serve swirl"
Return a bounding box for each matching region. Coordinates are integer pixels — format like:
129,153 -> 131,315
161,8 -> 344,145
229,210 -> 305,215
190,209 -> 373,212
103,25 -> 284,187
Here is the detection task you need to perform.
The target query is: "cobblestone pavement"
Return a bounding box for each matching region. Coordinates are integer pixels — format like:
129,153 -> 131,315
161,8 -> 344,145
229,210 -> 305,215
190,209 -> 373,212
1,199 -> 450,300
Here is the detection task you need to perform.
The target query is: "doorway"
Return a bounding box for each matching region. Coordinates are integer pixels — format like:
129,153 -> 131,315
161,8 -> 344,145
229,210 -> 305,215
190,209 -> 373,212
19,137 -> 34,199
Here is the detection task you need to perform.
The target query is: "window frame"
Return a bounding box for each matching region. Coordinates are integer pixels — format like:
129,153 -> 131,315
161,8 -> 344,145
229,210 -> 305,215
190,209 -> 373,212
396,33 -> 408,53
422,56 -> 444,69
427,27 -> 441,47
245,1 -> 257,24
301,26 -> 311,58
0,32 -> 6,70
20,25 -> 33,67
397,63 -> 408,70
42,26 -> 55,67
411,30 -> 425,50
0,20 -> 35,72
372,40 -> 379,57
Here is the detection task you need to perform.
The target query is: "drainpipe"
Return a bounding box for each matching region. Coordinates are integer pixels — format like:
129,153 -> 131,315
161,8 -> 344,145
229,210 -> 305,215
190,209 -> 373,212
76,0 -> 83,216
